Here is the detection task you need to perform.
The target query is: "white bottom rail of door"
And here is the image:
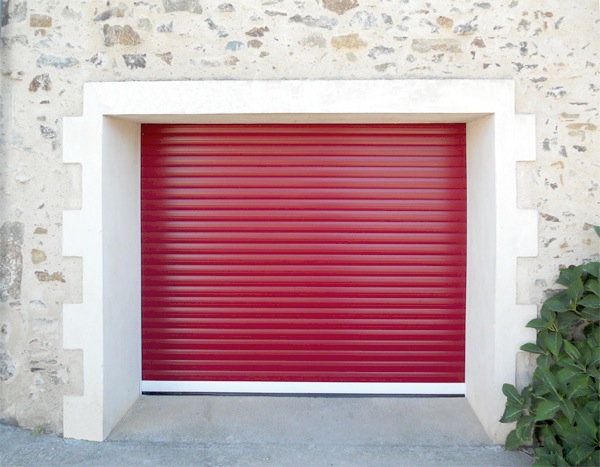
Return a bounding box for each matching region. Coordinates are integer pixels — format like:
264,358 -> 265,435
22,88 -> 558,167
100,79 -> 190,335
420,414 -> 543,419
141,381 -> 466,395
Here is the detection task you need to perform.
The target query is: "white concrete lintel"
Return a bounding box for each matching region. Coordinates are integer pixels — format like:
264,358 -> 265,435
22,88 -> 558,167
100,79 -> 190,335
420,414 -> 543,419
84,79 -> 516,118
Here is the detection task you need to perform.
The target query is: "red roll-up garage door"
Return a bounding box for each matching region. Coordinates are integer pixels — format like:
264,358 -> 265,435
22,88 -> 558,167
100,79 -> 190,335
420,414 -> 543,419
141,124 -> 466,389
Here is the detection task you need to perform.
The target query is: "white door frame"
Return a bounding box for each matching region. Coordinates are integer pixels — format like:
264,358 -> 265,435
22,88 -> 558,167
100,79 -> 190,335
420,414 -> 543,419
62,80 -> 538,442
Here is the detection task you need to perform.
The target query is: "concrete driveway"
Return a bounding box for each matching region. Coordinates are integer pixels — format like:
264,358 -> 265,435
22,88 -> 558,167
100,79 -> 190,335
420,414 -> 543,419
1,396 -> 533,466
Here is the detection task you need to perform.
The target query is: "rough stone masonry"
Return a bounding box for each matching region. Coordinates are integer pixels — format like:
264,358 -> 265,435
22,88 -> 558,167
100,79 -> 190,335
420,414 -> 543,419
0,0 -> 599,434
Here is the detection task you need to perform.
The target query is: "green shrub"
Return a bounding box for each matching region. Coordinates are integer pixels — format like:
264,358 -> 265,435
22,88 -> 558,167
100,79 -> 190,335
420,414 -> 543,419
500,234 -> 600,465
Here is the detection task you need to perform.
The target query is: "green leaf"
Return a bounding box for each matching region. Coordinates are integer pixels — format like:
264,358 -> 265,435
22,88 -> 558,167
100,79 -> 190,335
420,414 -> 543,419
580,306 -> 600,322
535,400 -> 560,421
540,425 -> 560,453
540,303 -> 556,322
562,340 -> 582,360
545,295 -> 571,313
553,415 -> 572,433
526,318 -> 549,330
515,415 -> 535,442
567,278 -> 584,302
566,375 -> 590,400
580,343 -> 593,366
585,278 -> 600,297
575,410 -> 598,441
521,387 -> 533,409
555,354 -> 582,372
561,425 -> 591,447
567,444 -> 597,466
589,364 -> 600,381
582,261 -> 600,279
588,325 -> 600,345
593,225 -> 600,238
536,354 -> 554,371
578,293 -> 600,308
500,402 -> 523,423
554,453 -> 570,467
584,400 -> 600,417
590,346 -> 600,366
533,383 -> 551,398
555,311 -> 582,334
502,383 -> 523,405
520,342 -> 545,354
557,265 -> 584,286
533,448 -> 555,467
537,367 -> 560,396
559,398 -> 576,423
544,331 -> 562,356
537,330 -> 549,349
504,429 -> 521,451
556,367 -> 578,385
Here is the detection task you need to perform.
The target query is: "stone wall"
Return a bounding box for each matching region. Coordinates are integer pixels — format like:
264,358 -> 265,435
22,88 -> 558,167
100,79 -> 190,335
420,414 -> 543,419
0,0 -> 598,434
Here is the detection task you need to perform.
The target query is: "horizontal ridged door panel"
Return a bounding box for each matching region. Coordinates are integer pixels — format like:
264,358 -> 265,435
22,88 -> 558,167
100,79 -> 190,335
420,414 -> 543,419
141,124 -> 466,384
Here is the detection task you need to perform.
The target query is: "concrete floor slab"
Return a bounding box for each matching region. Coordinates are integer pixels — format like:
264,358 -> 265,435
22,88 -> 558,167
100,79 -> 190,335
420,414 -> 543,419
109,395 -> 493,446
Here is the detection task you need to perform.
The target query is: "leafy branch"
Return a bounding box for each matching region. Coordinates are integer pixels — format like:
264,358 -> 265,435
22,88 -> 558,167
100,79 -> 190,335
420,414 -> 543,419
500,228 -> 599,466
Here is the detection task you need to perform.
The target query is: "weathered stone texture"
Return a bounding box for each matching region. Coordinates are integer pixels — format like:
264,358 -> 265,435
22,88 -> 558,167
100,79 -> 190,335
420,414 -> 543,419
1,0 -> 27,27
28,73 -> 51,92
331,33 -> 367,49
322,0 -> 359,16
299,33 -> 326,48
411,39 -> 462,53
368,46 -> 394,59
289,14 -> 338,29
103,25 -> 141,46
0,0 -> 598,435
36,54 -> 79,68
31,249 -> 47,264
163,0 -> 202,14
123,54 -> 147,69
157,52 -> 173,65
0,343 -> 16,382
93,3 -> 128,22
34,271 -> 66,283
29,14 -> 51,28
0,222 -> 24,301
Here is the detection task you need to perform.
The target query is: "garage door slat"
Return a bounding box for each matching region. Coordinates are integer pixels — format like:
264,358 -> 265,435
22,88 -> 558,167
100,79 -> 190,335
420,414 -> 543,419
142,177 -> 466,190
